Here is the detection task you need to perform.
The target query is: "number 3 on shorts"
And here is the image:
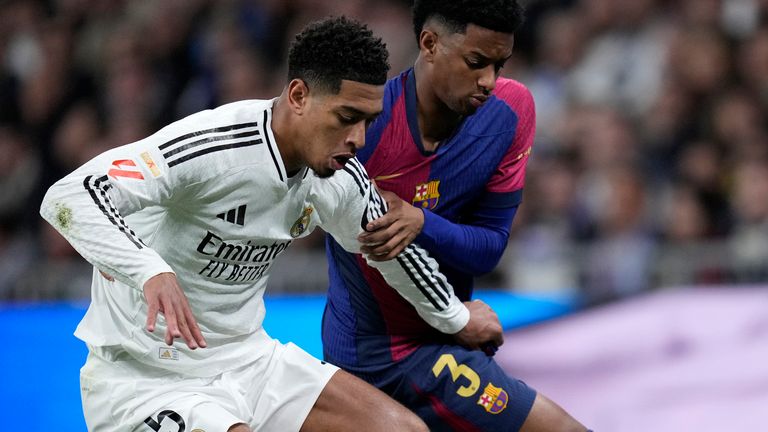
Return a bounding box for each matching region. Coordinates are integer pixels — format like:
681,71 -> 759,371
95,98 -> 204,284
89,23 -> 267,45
431,353 -> 481,397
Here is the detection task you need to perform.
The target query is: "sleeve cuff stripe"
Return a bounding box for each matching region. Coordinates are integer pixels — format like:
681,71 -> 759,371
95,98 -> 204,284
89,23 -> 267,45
83,175 -> 145,249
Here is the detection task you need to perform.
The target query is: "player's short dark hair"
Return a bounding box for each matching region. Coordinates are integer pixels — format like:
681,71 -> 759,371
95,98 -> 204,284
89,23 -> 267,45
412,0 -> 525,43
287,16 -> 389,94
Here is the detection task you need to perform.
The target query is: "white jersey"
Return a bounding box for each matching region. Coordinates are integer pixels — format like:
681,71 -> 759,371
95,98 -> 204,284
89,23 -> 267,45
40,98 -> 469,377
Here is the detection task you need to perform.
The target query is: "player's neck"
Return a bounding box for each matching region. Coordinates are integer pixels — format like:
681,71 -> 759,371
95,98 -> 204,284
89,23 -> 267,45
418,103 -> 462,153
270,94 -> 303,174
413,64 -> 463,151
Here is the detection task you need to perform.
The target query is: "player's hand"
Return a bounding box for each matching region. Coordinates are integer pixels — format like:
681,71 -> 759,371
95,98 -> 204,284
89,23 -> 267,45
453,300 -> 504,352
143,272 -> 207,350
359,188 -> 424,261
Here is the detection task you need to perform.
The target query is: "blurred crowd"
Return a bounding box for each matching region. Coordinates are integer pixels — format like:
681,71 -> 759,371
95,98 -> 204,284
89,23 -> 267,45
0,0 -> 766,304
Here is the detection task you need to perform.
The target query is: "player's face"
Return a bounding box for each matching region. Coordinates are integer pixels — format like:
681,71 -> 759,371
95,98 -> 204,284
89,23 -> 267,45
301,80 -> 383,178
429,24 -> 514,115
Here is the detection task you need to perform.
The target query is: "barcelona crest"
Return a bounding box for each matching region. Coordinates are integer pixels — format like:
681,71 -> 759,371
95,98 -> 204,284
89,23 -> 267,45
290,206 -> 313,238
412,180 -> 440,209
477,383 -> 508,414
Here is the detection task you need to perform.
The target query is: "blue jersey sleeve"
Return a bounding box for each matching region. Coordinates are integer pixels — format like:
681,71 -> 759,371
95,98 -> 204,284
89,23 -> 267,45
414,199 -> 518,275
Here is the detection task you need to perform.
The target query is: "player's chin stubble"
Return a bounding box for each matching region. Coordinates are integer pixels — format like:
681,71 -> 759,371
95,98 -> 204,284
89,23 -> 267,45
313,166 -> 336,179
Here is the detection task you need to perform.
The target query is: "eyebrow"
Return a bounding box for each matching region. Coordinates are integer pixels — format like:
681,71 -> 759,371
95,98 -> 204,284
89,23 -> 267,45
338,106 -> 382,119
468,51 -> 514,63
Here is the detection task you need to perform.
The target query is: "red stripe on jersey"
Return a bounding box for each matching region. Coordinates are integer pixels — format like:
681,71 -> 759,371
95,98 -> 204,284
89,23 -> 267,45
365,89 -> 435,203
485,78 -> 535,194
411,383 -> 483,432
355,254 -> 432,361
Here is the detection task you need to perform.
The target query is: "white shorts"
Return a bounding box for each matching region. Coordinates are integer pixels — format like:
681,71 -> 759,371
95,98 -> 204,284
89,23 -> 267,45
80,339 -> 339,432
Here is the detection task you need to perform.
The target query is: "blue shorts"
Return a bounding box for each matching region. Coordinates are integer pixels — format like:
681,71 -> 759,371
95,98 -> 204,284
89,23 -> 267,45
334,343 -> 537,431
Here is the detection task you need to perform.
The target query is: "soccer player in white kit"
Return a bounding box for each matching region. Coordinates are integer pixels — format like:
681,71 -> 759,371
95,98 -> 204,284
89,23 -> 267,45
39,16 -> 497,432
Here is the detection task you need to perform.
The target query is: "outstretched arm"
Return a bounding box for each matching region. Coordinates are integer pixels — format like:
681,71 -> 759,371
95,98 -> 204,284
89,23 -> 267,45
317,159 -> 468,333
316,159 -> 503,348
40,136 -> 206,349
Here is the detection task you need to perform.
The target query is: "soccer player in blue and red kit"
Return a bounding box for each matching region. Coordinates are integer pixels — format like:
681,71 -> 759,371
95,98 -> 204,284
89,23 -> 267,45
322,1 -> 589,430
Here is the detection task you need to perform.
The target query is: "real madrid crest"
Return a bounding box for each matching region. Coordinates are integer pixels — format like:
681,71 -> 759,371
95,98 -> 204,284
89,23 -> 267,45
290,206 -> 313,238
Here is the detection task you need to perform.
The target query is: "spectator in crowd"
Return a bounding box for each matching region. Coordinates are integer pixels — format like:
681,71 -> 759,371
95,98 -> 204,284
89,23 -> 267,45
0,0 -> 766,302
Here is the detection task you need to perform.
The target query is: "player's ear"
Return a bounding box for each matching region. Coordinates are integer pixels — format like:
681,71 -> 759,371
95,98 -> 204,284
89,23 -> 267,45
286,79 -> 310,114
419,29 -> 438,61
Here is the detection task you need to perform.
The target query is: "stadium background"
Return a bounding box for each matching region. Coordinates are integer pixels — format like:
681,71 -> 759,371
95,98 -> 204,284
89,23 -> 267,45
0,0 -> 766,430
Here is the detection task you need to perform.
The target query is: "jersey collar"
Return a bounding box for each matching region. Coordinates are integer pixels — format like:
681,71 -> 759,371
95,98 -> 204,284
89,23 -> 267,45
404,68 -> 466,157
263,98 -> 289,183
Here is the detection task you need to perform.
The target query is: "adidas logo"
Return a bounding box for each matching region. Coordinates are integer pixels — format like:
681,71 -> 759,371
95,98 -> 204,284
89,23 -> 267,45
217,204 -> 247,226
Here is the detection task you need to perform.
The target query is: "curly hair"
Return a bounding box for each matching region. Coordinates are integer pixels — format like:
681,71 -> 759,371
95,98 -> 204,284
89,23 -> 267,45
412,0 -> 525,43
287,16 -> 390,94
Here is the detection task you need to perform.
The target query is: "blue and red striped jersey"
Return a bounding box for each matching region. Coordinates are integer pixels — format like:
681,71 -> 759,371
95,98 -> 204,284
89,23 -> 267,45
323,68 -> 535,368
